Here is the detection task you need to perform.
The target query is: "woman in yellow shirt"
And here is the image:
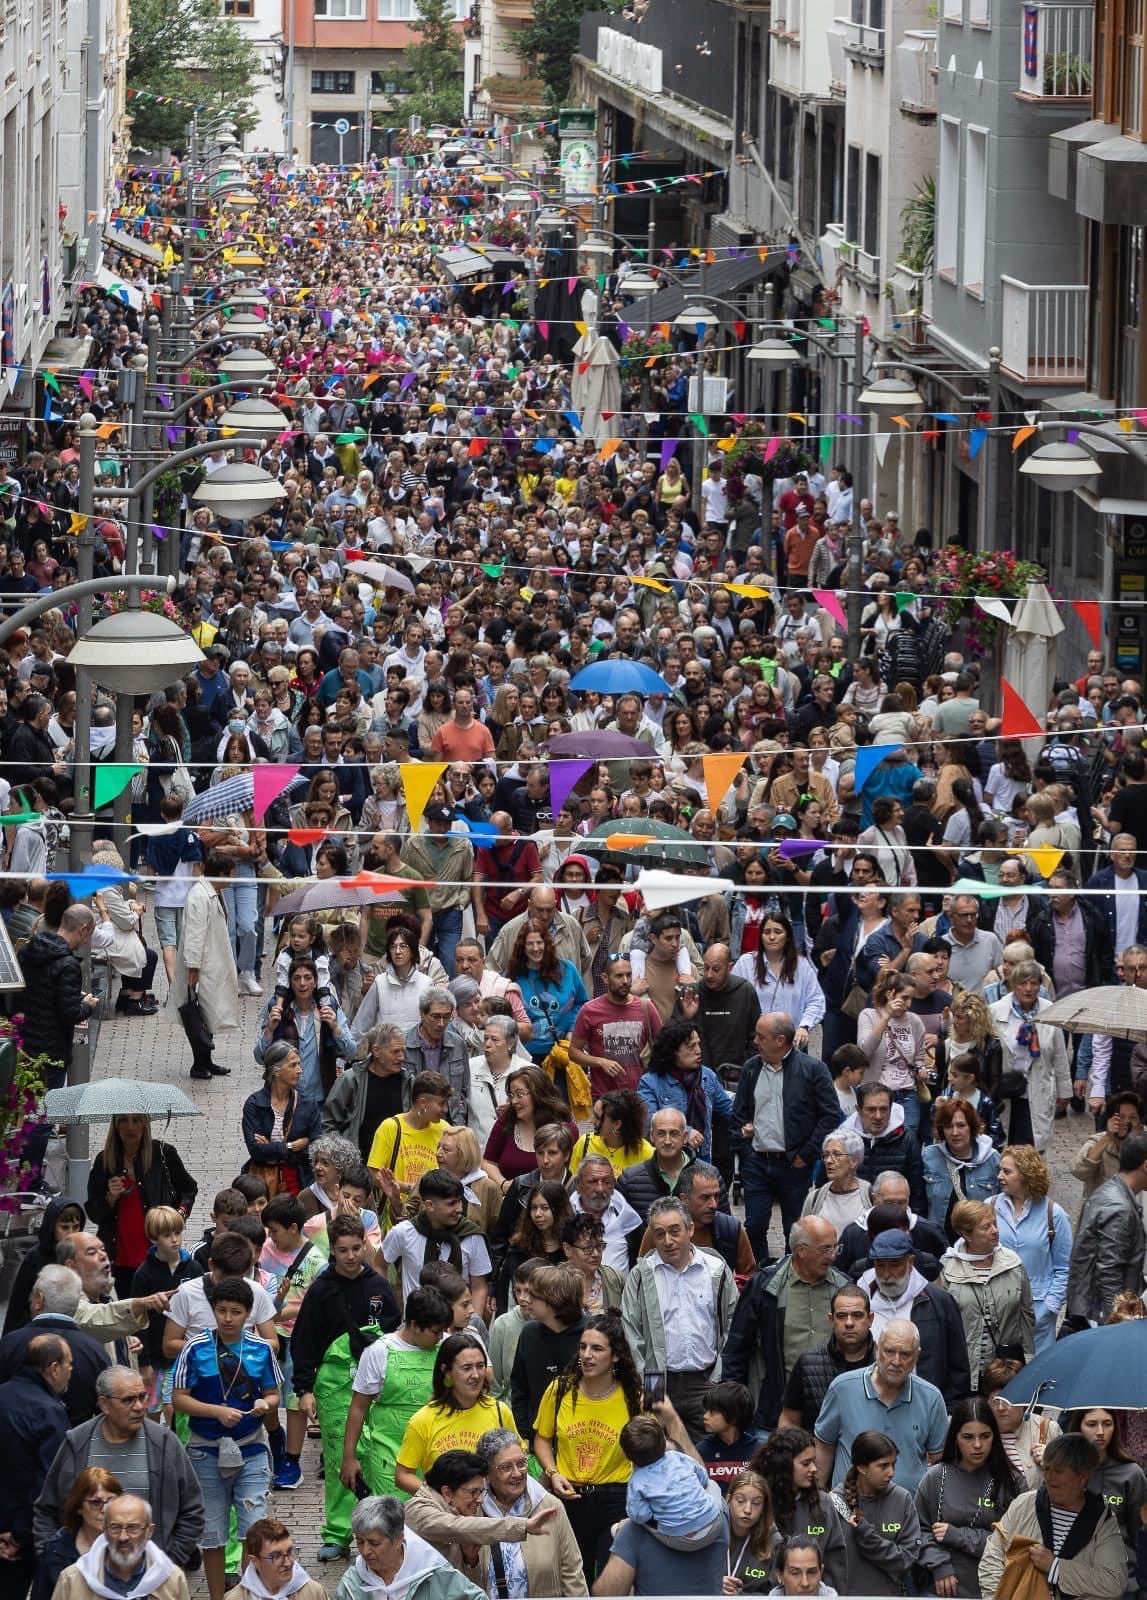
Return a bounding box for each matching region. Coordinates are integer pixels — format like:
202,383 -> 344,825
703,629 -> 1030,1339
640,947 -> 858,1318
568,1090 -> 654,1178
367,1072 -> 451,1225
533,1314 -> 640,1582
395,1333 -> 519,1493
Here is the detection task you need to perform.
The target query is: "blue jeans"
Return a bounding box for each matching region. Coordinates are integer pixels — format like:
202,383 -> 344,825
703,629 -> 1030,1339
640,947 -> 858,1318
431,907 -> 463,972
741,1149 -> 814,1262
187,1442 -> 270,1547
891,1088 -> 923,1140
224,862 -> 258,976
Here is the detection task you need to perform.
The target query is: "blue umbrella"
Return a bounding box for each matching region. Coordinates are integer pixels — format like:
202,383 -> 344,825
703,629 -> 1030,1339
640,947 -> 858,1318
999,1320 -> 1147,1411
569,661 -> 672,698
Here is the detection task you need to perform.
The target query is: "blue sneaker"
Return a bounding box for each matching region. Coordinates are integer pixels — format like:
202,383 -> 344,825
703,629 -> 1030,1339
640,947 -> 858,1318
273,1458 -> 302,1491
318,1544 -> 349,1562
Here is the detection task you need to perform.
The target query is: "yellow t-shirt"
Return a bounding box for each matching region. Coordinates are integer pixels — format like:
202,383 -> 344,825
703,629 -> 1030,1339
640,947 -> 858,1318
397,1394 -> 517,1477
533,1379 -> 634,1484
367,1116 -> 448,1189
568,1132 -> 655,1178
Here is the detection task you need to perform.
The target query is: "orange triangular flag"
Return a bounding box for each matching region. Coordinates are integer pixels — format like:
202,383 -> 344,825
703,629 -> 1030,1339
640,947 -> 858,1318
605,833 -> 657,850
703,753 -> 747,816
1011,425 -> 1036,451
287,827 -> 330,847
1000,678 -> 1045,739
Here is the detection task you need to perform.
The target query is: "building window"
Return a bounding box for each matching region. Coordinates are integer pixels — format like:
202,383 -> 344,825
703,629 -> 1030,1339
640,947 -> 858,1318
963,126 -> 987,292
371,69 -> 413,93
863,152 -> 880,259
221,0 -> 254,15
968,0 -> 987,22
377,0 -> 413,15
937,116 -> 959,276
313,0 -> 365,17
311,70 -> 355,91
777,93 -> 795,184
1127,0 -> 1144,136
943,0 -> 961,19
1118,225 -> 1142,409
845,143 -> 860,244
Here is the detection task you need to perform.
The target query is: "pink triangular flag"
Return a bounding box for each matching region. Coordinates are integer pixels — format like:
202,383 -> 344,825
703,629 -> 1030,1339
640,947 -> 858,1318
567,277 -> 578,293
536,319 -> 549,340
812,589 -> 847,630
763,436 -> 780,463
78,372 -> 94,400
252,763 -> 301,823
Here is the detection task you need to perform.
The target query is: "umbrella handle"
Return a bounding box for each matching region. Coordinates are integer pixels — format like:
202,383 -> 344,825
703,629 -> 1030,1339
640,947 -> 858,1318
1024,1378 -> 1055,1420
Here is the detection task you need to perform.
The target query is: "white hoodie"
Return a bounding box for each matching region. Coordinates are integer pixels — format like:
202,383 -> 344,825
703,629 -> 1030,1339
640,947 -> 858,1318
842,1100 -> 907,1146
75,1538 -> 178,1600
351,1529 -> 453,1600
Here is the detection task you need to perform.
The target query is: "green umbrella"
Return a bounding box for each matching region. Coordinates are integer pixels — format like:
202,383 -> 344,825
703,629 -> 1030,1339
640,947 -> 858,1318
583,816 -> 710,870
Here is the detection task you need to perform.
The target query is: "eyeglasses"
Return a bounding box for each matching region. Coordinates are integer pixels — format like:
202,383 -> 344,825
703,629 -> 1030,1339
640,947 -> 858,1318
109,1392 -> 148,1405
258,1548 -> 298,1564
107,1524 -> 149,1539
85,1496 -> 117,1508
571,1240 -> 603,1255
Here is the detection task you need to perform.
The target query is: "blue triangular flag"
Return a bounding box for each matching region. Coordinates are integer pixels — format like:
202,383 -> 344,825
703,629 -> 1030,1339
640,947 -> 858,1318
854,742 -> 904,794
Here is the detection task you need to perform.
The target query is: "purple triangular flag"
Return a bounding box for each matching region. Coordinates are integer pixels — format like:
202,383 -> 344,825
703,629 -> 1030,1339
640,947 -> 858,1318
549,760 -> 595,818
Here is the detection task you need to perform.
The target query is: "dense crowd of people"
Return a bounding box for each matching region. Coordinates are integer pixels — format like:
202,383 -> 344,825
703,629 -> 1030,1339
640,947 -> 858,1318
0,150 -> 1146,1600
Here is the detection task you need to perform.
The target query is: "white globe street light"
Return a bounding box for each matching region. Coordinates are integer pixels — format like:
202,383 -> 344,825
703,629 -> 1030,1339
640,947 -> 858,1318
192,463 -> 287,520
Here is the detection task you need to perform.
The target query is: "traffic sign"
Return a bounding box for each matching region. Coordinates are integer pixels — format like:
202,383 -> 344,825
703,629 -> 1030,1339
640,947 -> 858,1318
334,118 -> 350,136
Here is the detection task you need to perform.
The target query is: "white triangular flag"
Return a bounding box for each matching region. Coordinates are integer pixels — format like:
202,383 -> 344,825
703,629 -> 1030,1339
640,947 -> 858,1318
873,432 -> 893,468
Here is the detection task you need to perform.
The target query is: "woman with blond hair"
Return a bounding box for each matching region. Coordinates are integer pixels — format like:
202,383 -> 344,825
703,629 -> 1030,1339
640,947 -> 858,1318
993,1145 -> 1072,1352
935,990 -> 1003,1099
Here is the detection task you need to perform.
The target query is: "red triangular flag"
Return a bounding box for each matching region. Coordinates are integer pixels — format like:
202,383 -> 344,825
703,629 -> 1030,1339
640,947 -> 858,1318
343,548 -> 366,561
287,827 -> 330,847
1000,679 -> 1045,739
1071,600 -> 1102,650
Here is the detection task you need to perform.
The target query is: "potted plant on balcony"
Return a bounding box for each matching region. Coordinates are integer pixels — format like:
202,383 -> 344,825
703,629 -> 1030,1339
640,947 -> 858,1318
888,176 -> 934,345
617,328 -> 673,376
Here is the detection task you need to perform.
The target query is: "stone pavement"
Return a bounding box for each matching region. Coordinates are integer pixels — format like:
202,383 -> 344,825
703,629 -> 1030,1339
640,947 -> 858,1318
84,937 -> 1096,1593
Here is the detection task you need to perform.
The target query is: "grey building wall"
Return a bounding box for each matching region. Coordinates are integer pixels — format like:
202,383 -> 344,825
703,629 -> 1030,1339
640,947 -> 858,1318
930,3 -> 1086,366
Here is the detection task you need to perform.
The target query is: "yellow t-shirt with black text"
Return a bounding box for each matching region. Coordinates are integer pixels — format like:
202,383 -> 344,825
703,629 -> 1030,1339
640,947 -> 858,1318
534,1379 -> 633,1484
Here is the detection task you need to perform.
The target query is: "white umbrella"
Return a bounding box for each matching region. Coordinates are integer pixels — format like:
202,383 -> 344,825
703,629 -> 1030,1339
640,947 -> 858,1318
1038,984 -> 1147,1042
1003,581 -> 1064,732
43,1077 -> 204,1123
571,332 -> 622,446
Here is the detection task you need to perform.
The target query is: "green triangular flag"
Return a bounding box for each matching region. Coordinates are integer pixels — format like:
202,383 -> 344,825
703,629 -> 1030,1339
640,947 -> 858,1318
688,412 -> 710,437
43,371 -> 60,394
93,763 -> 144,810
950,876 -> 1013,901
818,432 -> 834,462
895,591 -> 918,614
0,811 -> 44,826
480,562 -> 505,579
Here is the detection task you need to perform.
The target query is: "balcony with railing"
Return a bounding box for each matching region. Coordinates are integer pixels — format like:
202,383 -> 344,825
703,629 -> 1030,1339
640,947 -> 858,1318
836,12 -> 884,63
889,261 -> 933,348
1000,276 -> 1088,383
826,26 -> 847,93
898,30 -> 937,114
770,0 -> 799,36
1017,2 -> 1093,100
824,222 -> 881,288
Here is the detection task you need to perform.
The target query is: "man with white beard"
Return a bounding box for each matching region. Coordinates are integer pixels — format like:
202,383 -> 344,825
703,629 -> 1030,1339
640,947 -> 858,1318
52,1494 -> 190,1600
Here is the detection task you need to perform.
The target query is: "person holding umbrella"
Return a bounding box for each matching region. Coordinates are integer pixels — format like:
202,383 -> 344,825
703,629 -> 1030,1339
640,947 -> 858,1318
171,851 -> 240,1081
86,1116 -> 198,1298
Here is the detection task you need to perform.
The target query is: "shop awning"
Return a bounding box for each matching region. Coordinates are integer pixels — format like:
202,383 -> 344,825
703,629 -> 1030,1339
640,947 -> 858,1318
634,251 -> 787,324
103,227 -> 165,265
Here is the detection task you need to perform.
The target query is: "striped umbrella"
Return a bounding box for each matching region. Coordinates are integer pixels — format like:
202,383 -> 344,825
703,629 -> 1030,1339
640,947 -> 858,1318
181,770 -> 308,825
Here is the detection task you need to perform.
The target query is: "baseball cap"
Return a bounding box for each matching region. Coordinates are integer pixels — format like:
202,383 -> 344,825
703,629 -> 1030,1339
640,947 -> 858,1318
869,1229 -> 914,1260
424,802 -> 452,823
771,813 -> 798,832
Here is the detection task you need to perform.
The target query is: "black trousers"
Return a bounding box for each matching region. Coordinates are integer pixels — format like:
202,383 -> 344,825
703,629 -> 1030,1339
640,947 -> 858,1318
667,1369 -> 714,1442
564,1482 -> 629,1584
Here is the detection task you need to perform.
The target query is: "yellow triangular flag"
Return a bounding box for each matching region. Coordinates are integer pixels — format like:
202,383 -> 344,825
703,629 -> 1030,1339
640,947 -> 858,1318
1019,845 -> 1065,879
400,763 -> 447,833
726,582 -> 773,599
69,512 -> 89,535
703,752 -> 747,816
632,576 -> 671,593
574,321 -> 588,337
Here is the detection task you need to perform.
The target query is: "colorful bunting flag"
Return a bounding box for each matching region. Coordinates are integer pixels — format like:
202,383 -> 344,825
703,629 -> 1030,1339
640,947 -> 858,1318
854,743 -> 903,795
549,760 -> 594,818
812,590 -> 847,630
1000,679 -> 1045,739
92,764 -> 144,810
401,764 -> 447,833
253,764 -> 301,824
703,753 -> 747,816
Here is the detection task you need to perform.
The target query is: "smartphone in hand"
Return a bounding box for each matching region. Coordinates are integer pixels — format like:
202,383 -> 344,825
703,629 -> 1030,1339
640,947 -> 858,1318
642,1371 -> 666,1411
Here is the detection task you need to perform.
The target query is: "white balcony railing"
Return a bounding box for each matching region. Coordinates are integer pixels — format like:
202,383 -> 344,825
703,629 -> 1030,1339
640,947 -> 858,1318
826,27 -> 847,92
821,221 -> 846,278
853,244 -> 881,285
898,29 -> 937,113
1018,2 -> 1094,99
836,13 -> 885,60
1000,276 -> 1088,383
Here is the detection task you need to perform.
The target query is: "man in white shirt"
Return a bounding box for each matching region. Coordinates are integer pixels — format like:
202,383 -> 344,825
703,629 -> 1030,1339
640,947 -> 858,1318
384,621 -> 428,716
700,461 -> 729,529
569,1156 -> 642,1274
619,1195 -> 738,1439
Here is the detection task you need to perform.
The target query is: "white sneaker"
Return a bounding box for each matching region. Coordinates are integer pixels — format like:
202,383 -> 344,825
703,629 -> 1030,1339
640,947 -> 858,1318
240,973 -> 263,996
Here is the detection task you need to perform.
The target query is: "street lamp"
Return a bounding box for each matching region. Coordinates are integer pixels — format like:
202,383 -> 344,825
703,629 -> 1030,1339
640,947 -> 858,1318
747,337 -> 802,367
68,613 -> 204,694
674,303 -> 720,331
217,312 -> 272,340
216,395 -> 290,432
218,349 -> 277,379
1017,441 -> 1105,492
858,374 -> 926,410
192,463 -> 288,520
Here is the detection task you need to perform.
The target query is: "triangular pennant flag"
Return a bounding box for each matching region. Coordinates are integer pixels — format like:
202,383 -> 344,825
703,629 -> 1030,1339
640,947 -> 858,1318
549,760 -> 595,818
634,868 -> 736,911
92,763 -> 144,810
536,319 -> 548,339
480,562 -> 505,578
253,763 -> 301,824
659,438 -> 679,470
812,590 -> 847,630
687,412 -> 710,437
895,591 -> 917,615
339,870 -> 435,893
873,432 -> 892,468
1000,678 -> 1045,739
1019,845 -> 1065,880
0,811 -> 44,827
703,753 -> 747,816
969,428 -> 988,459
69,512 -> 89,535
949,876 -> 1014,902
976,597 -> 1013,625
777,838 -> 833,860
854,743 -> 903,794
725,582 -> 772,600
599,438 -> 621,462
401,763 -> 447,833
1072,600 -> 1102,649
632,576 -> 672,593
605,832 -> 657,851
1011,425 -> 1036,451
